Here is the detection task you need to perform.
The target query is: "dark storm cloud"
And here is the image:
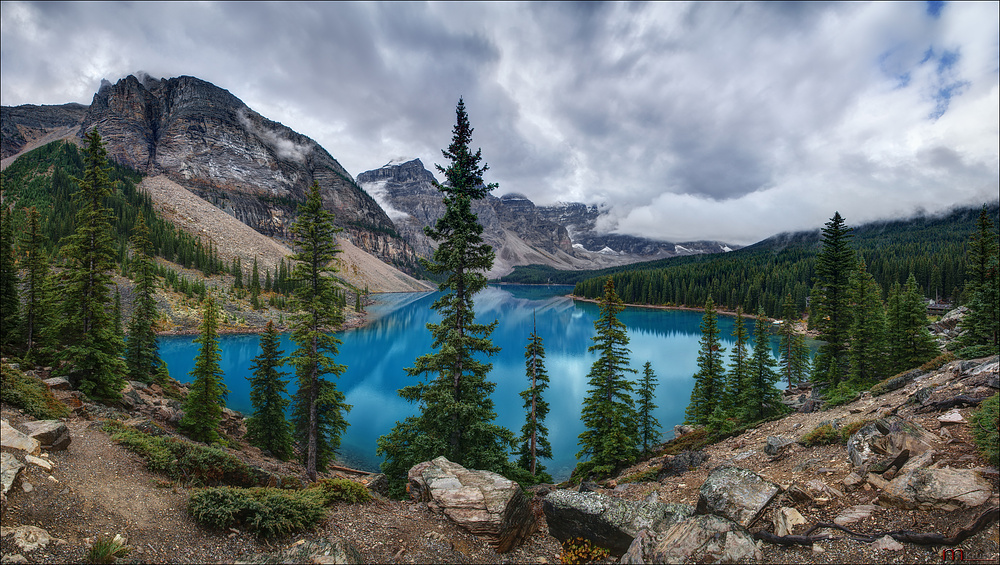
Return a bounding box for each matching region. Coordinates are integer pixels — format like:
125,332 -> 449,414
2,1 -> 997,244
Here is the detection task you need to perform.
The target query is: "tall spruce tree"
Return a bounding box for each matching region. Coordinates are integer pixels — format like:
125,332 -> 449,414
288,181 -> 350,480
638,362 -> 662,455
725,307 -> 750,405
577,279 -> 639,477
54,130 -> 126,399
247,320 -> 294,460
685,296 -> 725,426
847,258 -> 887,385
958,205 -> 1000,353
19,207 -> 52,359
179,297 -> 228,443
742,308 -> 783,422
0,207 -> 19,351
887,274 -> 938,370
516,313 -> 552,480
813,212 -> 854,387
125,214 -> 162,383
378,99 -> 512,496
778,294 -> 809,387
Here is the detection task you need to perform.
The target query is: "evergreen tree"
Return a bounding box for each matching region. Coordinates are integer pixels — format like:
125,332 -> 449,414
847,258 -> 887,385
179,297 -> 228,443
288,181 -> 350,480
638,362 -> 662,455
577,279 -> 639,476
246,320 -> 294,460
378,99 -> 512,496
742,308 -> 783,422
233,257 -> 243,289
19,207 -> 53,358
0,207 -> 20,350
778,294 -> 807,387
515,313 -> 552,481
112,287 -> 123,340
53,130 -> 126,400
125,214 -> 162,383
895,274 -> 938,369
958,205 -> 1000,353
685,296 -> 725,426
725,307 -> 750,405
813,212 -> 855,387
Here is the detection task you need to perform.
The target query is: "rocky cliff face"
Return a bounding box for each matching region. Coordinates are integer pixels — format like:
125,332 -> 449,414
359,160 -> 737,276
0,103 -> 88,159
2,74 -> 417,269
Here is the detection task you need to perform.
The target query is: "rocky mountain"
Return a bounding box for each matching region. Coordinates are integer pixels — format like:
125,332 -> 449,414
357,159 -> 737,277
1,74 -> 417,270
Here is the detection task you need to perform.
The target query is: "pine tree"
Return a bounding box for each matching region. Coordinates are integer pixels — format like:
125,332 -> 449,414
891,274 -> 938,369
515,313 -> 552,481
958,205 -> 1000,353
685,296 -> 726,426
725,307 -> 750,405
0,207 -> 20,350
19,207 -> 53,358
180,297 -> 228,443
813,212 -> 855,387
246,320 -> 294,460
378,99 -> 512,496
847,258 -> 887,386
778,294 -> 809,387
112,287 -> 123,340
125,214 -> 162,383
638,362 -> 662,455
288,181 -> 350,480
54,130 -> 126,400
577,279 -> 639,477
742,308 -> 783,422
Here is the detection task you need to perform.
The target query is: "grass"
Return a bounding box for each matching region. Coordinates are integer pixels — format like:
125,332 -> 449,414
85,534 -> 131,564
0,361 -> 71,420
619,467 -> 659,484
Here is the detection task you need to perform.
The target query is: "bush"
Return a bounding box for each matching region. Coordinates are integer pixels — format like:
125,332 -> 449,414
85,534 -> 131,564
661,428 -> 710,455
188,487 -> 327,539
800,424 -> 841,447
823,383 -> 861,408
313,478 -> 372,504
956,345 -> 999,360
620,468 -> 659,484
918,352 -> 955,372
560,537 -> 610,564
970,393 -> 999,467
0,362 -> 71,420
104,420 -> 259,486
838,419 -> 871,443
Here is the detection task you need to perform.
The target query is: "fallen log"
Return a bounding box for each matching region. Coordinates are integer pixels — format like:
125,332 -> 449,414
916,395 -> 984,413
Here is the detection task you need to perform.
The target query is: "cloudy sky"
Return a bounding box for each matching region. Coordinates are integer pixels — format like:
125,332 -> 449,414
2,1 -> 997,245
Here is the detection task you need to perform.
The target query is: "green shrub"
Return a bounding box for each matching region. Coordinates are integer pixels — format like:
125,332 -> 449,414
1,362 -> 71,420
800,424 -> 841,447
823,383 -> 861,408
838,419 -> 871,443
918,352 -> 955,372
956,345 -> 999,360
970,393 -> 999,467
620,468 -> 659,484
104,420 -> 258,486
661,428 -> 710,455
312,478 -> 372,504
188,486 -> 326,538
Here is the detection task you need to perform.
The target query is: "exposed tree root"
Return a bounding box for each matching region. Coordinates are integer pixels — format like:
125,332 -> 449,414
753,507 -> 999,547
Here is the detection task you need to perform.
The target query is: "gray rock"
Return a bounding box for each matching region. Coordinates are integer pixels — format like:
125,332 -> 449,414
1,453 -> 24,498
880,452 -> 992,511
408,457 -> 535,553
0,421 -> 40,456
542,489 -> 694,556
235,535 -> 363,564
657,450 -> 709,479
0,526 -> 54,553
648,514 -> 762,564
673,424 -> 698,438
846,416 -> 937,470
773,507 -> 806,537
41,377 -> 71,391
764,436 -> 795,456
358,473 -> 388,497
696,466 -> 780,527
16,420 -> 71,451
834,504 -> 879,526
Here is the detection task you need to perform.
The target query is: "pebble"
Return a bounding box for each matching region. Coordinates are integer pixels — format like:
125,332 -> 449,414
21,482 -> 32,493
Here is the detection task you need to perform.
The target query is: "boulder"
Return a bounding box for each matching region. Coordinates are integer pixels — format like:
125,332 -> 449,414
846,416 -> 937,471
358,473 -> 389,497
16,420 -> 71,451
764,436 -> 795,457
235,536 -> 363,564
542,489 -> 694,555
673,424 -> 698,437
42,377 -> 71,391
0,421 -> 40,456
657,450 -> 709,479
880,452 -> 991,511
648,515 -> 761,564
0,526 -> 57,553
408,457 -> 535,553
696,466 -> 780,527
1,453 -> 24,498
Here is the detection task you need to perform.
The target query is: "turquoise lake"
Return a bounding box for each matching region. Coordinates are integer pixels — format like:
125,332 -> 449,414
158,284 -> 802,480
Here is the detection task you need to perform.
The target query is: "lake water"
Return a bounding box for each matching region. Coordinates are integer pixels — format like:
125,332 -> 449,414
159,284 -> 802,480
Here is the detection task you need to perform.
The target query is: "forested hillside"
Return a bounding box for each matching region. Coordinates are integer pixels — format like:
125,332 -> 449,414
503,204 -> 999,318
